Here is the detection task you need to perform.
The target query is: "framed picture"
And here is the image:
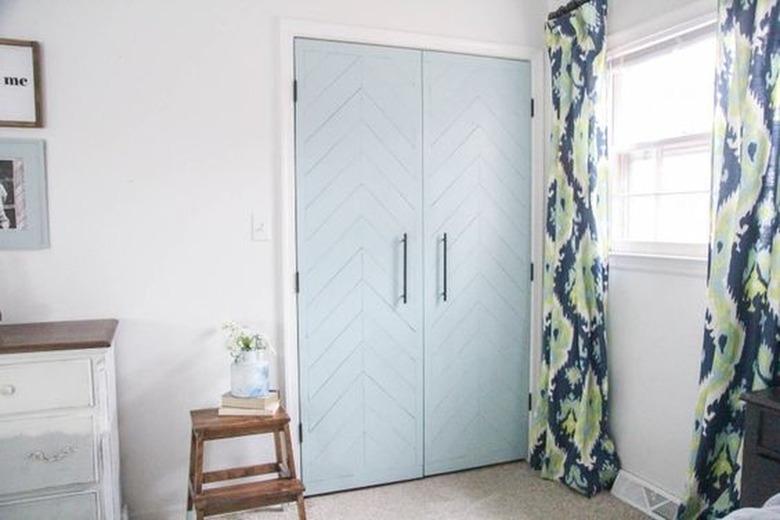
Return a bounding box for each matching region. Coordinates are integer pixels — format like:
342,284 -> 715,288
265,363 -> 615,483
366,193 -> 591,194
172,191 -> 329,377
0,39 -> 43,127
0,139 -> 48,249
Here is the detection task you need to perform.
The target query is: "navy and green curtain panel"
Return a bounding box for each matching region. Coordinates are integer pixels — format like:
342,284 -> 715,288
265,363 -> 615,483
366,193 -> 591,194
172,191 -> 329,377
679,0 -> 780,518
530,0 -> 620,497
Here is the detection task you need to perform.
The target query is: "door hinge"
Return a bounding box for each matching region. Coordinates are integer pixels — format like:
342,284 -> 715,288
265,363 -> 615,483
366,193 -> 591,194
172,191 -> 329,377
295,271 -> 300,293
530,262 -> 535,282
528,393 -> 533,411
293,79 -> 298,103
531,98 -> 535,118
298,422 -> 303,443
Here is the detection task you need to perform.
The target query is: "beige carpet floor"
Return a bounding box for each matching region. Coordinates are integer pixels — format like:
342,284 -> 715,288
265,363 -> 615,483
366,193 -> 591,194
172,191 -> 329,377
219,462 -> 647,520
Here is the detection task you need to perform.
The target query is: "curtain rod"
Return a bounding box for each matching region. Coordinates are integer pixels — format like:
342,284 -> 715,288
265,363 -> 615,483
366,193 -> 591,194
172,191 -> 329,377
547,0 -> 592,20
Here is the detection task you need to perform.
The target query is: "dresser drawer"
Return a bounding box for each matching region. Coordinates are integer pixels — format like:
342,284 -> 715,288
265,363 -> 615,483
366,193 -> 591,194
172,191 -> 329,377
0,491 -> 99,520
0,359 -> 93,415
0,414 -> 97,495
758,407 -> 780,458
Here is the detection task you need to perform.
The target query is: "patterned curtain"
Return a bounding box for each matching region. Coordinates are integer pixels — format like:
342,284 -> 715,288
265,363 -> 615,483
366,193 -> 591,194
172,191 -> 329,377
529,0 -> 620,497
679,1 -> 780,518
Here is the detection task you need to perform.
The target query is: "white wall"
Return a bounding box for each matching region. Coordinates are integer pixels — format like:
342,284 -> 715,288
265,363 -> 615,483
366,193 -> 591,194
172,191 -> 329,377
608,258 -> 707,497
0,1 -> 547,518
548,0 -> 715,499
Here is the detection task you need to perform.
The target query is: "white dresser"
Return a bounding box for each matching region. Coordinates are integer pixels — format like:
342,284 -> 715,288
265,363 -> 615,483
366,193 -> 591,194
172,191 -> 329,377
0,320 -> 122,519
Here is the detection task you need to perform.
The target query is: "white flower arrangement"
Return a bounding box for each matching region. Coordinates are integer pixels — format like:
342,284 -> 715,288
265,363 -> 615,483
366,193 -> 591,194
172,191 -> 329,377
221,321 -> 275,363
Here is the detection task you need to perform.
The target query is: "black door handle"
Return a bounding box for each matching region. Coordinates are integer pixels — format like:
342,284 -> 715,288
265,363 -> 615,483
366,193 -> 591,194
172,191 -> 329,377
402,233 -> 408,304
442,233 -> 448,302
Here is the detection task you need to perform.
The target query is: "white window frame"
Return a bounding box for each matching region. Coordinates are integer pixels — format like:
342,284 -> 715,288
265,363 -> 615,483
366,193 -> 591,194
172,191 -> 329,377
607,19 -> 717,260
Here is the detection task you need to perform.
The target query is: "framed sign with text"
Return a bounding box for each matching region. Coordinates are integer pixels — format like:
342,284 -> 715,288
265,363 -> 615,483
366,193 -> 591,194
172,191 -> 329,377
0,39 -> 42,127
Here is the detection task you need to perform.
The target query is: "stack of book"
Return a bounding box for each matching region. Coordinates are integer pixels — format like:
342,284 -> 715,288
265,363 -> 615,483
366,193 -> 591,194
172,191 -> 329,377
218,390 -> 280,416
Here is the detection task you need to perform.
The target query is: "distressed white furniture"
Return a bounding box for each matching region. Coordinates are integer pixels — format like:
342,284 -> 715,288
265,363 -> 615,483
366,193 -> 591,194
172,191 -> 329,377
0,320 -> 122,519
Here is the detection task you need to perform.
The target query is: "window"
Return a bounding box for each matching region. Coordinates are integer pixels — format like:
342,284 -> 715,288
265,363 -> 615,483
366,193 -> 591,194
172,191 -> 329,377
609,27 -> 716,258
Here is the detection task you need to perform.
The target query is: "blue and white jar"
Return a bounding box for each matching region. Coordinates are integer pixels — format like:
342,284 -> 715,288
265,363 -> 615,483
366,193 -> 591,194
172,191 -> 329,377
230,350 -> 270,398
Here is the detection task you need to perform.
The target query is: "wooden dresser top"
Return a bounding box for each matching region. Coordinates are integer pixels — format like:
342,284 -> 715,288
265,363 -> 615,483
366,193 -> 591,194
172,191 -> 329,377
742,387 -> 780,413
0,319 -> 118,355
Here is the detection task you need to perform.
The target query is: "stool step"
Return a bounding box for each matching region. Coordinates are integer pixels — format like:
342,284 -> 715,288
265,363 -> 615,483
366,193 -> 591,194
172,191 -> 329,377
194,478 -> 304,516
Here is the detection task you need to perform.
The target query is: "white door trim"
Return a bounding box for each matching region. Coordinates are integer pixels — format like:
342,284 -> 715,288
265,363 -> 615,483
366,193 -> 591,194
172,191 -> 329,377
277,17 -> 545,478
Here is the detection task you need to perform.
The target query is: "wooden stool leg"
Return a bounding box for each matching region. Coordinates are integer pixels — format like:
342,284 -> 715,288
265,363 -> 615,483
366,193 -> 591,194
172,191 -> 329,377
187,431 -> 196,511
193,433 -> 205,519
282,423 -> 297,479
274,431 -> 288,477
283,424 -> 306,519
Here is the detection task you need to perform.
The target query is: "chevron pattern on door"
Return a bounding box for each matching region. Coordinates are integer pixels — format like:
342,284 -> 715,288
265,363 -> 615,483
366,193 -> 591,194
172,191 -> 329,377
422,51 -> 532,475
294,39 -> 424,495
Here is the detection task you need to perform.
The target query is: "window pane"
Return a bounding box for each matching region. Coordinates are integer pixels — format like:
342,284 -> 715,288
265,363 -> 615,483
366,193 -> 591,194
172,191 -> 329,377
656,193 -> 710,244
625,195 -> 656,242
613,35 -> 716,148
615,193 -> 711,245
659,146 -> 711,193
611,194 -> 627,241
625,152 -> 656,194
609,29 -> 715,256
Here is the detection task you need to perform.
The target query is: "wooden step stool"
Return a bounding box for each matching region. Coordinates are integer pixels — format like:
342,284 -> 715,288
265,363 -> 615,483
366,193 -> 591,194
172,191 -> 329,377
187,406 -> 306,519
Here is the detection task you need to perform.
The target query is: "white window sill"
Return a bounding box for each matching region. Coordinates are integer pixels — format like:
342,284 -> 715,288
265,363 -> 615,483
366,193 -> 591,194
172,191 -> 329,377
609,252 -> 708,278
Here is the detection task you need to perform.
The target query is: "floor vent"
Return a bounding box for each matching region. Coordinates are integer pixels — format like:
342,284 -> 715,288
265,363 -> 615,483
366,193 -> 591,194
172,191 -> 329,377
611,470 -> 681,520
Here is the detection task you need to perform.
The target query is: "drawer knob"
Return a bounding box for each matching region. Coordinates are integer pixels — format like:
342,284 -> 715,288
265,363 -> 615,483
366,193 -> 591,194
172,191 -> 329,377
0,384 -> 15,396
27,445 -> 77,463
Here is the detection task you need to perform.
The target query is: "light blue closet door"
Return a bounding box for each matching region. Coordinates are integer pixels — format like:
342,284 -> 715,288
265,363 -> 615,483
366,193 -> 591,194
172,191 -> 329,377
422,51 -> 532,475
294,39 -> 424,495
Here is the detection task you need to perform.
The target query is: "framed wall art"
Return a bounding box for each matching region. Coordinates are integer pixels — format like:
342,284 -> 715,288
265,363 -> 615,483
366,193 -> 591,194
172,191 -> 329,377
0,38 -> 42,127
0,139 -> 48,249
